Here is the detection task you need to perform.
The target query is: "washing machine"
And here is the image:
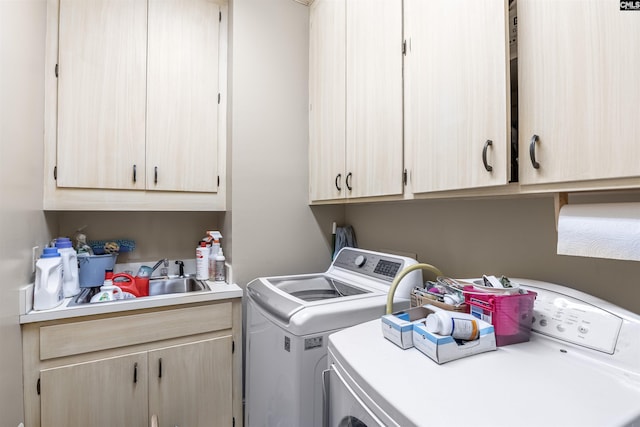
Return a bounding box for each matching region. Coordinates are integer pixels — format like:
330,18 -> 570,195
245,248 -> 423,427
327,279 -> 640,426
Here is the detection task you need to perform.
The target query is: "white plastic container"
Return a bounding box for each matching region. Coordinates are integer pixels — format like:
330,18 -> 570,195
214,248 -> 226,283
90,280 -> 123,303
55,237 -> 80,297
425,310 -> 479,341
209,241 -> 220,281
33,247 -> 64,311
196,242 -> 210,280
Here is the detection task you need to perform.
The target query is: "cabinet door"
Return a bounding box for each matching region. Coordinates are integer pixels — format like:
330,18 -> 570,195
405,0 -> 510,193
346,0 -> 403,199
519,0 -> 640,185
146,0 -> 221,193
57,0 -> 147,190
309,0 -> 347,202
148,337 -> 233,427
40,352 -> 148,426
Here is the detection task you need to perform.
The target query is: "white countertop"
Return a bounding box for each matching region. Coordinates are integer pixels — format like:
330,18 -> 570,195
20,281 -> 243,324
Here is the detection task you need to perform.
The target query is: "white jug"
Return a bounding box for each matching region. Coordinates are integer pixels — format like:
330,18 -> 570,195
34,247 -> 64,311
55,237 -> 80,297
90,280 -> 124,303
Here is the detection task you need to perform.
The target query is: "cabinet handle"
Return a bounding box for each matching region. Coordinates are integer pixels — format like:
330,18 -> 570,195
158,358 -> 162,378
133,165 -> 137,183
133,362 -> 138,383
529,134 -> 541,169
154,166 -> 158,184
345,172 -> 353,191
482,140 -> 493,172
335,174 -> 342,191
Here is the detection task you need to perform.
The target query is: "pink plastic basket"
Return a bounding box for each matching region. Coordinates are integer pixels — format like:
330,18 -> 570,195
463,286 -> 537,346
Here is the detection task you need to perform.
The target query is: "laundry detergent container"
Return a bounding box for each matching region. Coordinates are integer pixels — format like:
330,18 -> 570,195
78,253 -> 117,287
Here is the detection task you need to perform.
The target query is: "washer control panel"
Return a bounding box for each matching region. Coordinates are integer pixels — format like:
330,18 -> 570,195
530,287 -> 623,354
333,248 -> 404,282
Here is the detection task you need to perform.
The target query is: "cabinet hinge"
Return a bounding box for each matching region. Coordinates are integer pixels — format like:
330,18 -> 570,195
402,40 -> 407,56
218,93 -> 221,104
37,378 -> 41,395
233,416 -> 235,427
403,169 -> 408,186
55,63 -> 59,78
219,11 -> 222,22
232,340 -> 235,353
53,166 -> 57,181
217,175 -> 220,187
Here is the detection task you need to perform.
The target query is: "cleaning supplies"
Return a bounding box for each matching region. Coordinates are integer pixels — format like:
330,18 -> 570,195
55,237 -> 80,297
214,248 -> 226,283
196,241 -> 210,280
90,279 -> 124,303
34,247 -> 64,310
209,239 -> 220,281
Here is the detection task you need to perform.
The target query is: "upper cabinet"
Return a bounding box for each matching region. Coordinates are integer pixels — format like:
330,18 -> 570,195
518,0 -> 640,189
45,0 -> 227,210
57,0 -> 147,191
404,0 -> 511,194
309,0 -> 403,203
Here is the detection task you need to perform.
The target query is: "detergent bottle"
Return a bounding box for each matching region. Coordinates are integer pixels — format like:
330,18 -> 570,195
55,237 -> 80,297
33,247 -> 64,311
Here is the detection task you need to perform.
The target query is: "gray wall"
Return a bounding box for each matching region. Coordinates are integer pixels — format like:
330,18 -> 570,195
229,0 -> 343,286
346,194 -> 640,313
0,0 -> 51,424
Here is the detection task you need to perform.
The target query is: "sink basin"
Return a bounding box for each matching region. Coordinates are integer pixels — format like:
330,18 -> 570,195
148,277 -> 208,295
69,277 -> 208,306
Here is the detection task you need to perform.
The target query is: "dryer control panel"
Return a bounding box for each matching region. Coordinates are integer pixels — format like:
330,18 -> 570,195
332,248 -> 406,282
530,287 -> 623,354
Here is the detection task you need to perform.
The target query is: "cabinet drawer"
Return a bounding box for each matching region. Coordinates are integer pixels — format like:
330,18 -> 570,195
40,303 -> 232,360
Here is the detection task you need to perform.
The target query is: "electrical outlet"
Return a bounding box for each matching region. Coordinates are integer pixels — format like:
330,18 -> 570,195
32,246 -> 39,273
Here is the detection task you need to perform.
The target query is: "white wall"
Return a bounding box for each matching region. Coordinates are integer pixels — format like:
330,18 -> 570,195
347,194 -> 640,313
230,0 -> 343,287
0,0 -> 51,424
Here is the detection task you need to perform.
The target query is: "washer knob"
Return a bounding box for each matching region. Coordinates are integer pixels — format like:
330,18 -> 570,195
354,255 -> 366,267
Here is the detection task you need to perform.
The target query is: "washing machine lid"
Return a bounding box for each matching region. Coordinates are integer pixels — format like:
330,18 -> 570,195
247,274 -> 372,324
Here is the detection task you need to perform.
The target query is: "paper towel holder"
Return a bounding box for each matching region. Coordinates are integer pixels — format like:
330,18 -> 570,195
554,192 -> 569,231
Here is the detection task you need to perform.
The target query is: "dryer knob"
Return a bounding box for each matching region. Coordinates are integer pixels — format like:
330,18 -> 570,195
354,255 -> 366,267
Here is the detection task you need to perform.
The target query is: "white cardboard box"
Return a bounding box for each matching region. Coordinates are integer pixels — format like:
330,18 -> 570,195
381,306 -> 434,349
412,307 -> 497,364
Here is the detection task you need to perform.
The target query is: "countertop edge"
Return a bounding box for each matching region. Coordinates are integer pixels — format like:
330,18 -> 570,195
20,282 -> 243,324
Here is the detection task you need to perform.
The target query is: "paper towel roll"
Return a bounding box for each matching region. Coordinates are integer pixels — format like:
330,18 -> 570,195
557,202 -> 640,261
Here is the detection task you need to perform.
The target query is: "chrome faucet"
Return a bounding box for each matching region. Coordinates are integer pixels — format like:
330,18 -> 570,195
151,258 -> 169,276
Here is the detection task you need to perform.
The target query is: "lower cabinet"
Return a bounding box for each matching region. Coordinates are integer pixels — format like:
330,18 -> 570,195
22,301 -> 242,427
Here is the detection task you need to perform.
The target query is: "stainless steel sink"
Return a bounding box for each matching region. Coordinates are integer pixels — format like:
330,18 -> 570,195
69,276 -> 208,306
148,277 -> 208,296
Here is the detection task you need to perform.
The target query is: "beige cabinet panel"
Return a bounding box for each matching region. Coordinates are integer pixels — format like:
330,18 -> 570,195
148,337 -> 233,426
309,0 -> 346,202
57,0 -> 147,190
346,0 -> 403,199
147,0 -> 221,193
309,0 -> 403,202
40,352 -> 148,426
519,0 -> 640,185
405,0 -> 510,193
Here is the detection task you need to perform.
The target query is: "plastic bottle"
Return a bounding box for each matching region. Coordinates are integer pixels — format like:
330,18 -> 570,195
33,247 -> 64,311
55,237 -> 80,297
196,241 -> 210,280
425,311 -> 479,341
90,279 -> 123,303
209,240 -> 220,281
214,248 -> 226,283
